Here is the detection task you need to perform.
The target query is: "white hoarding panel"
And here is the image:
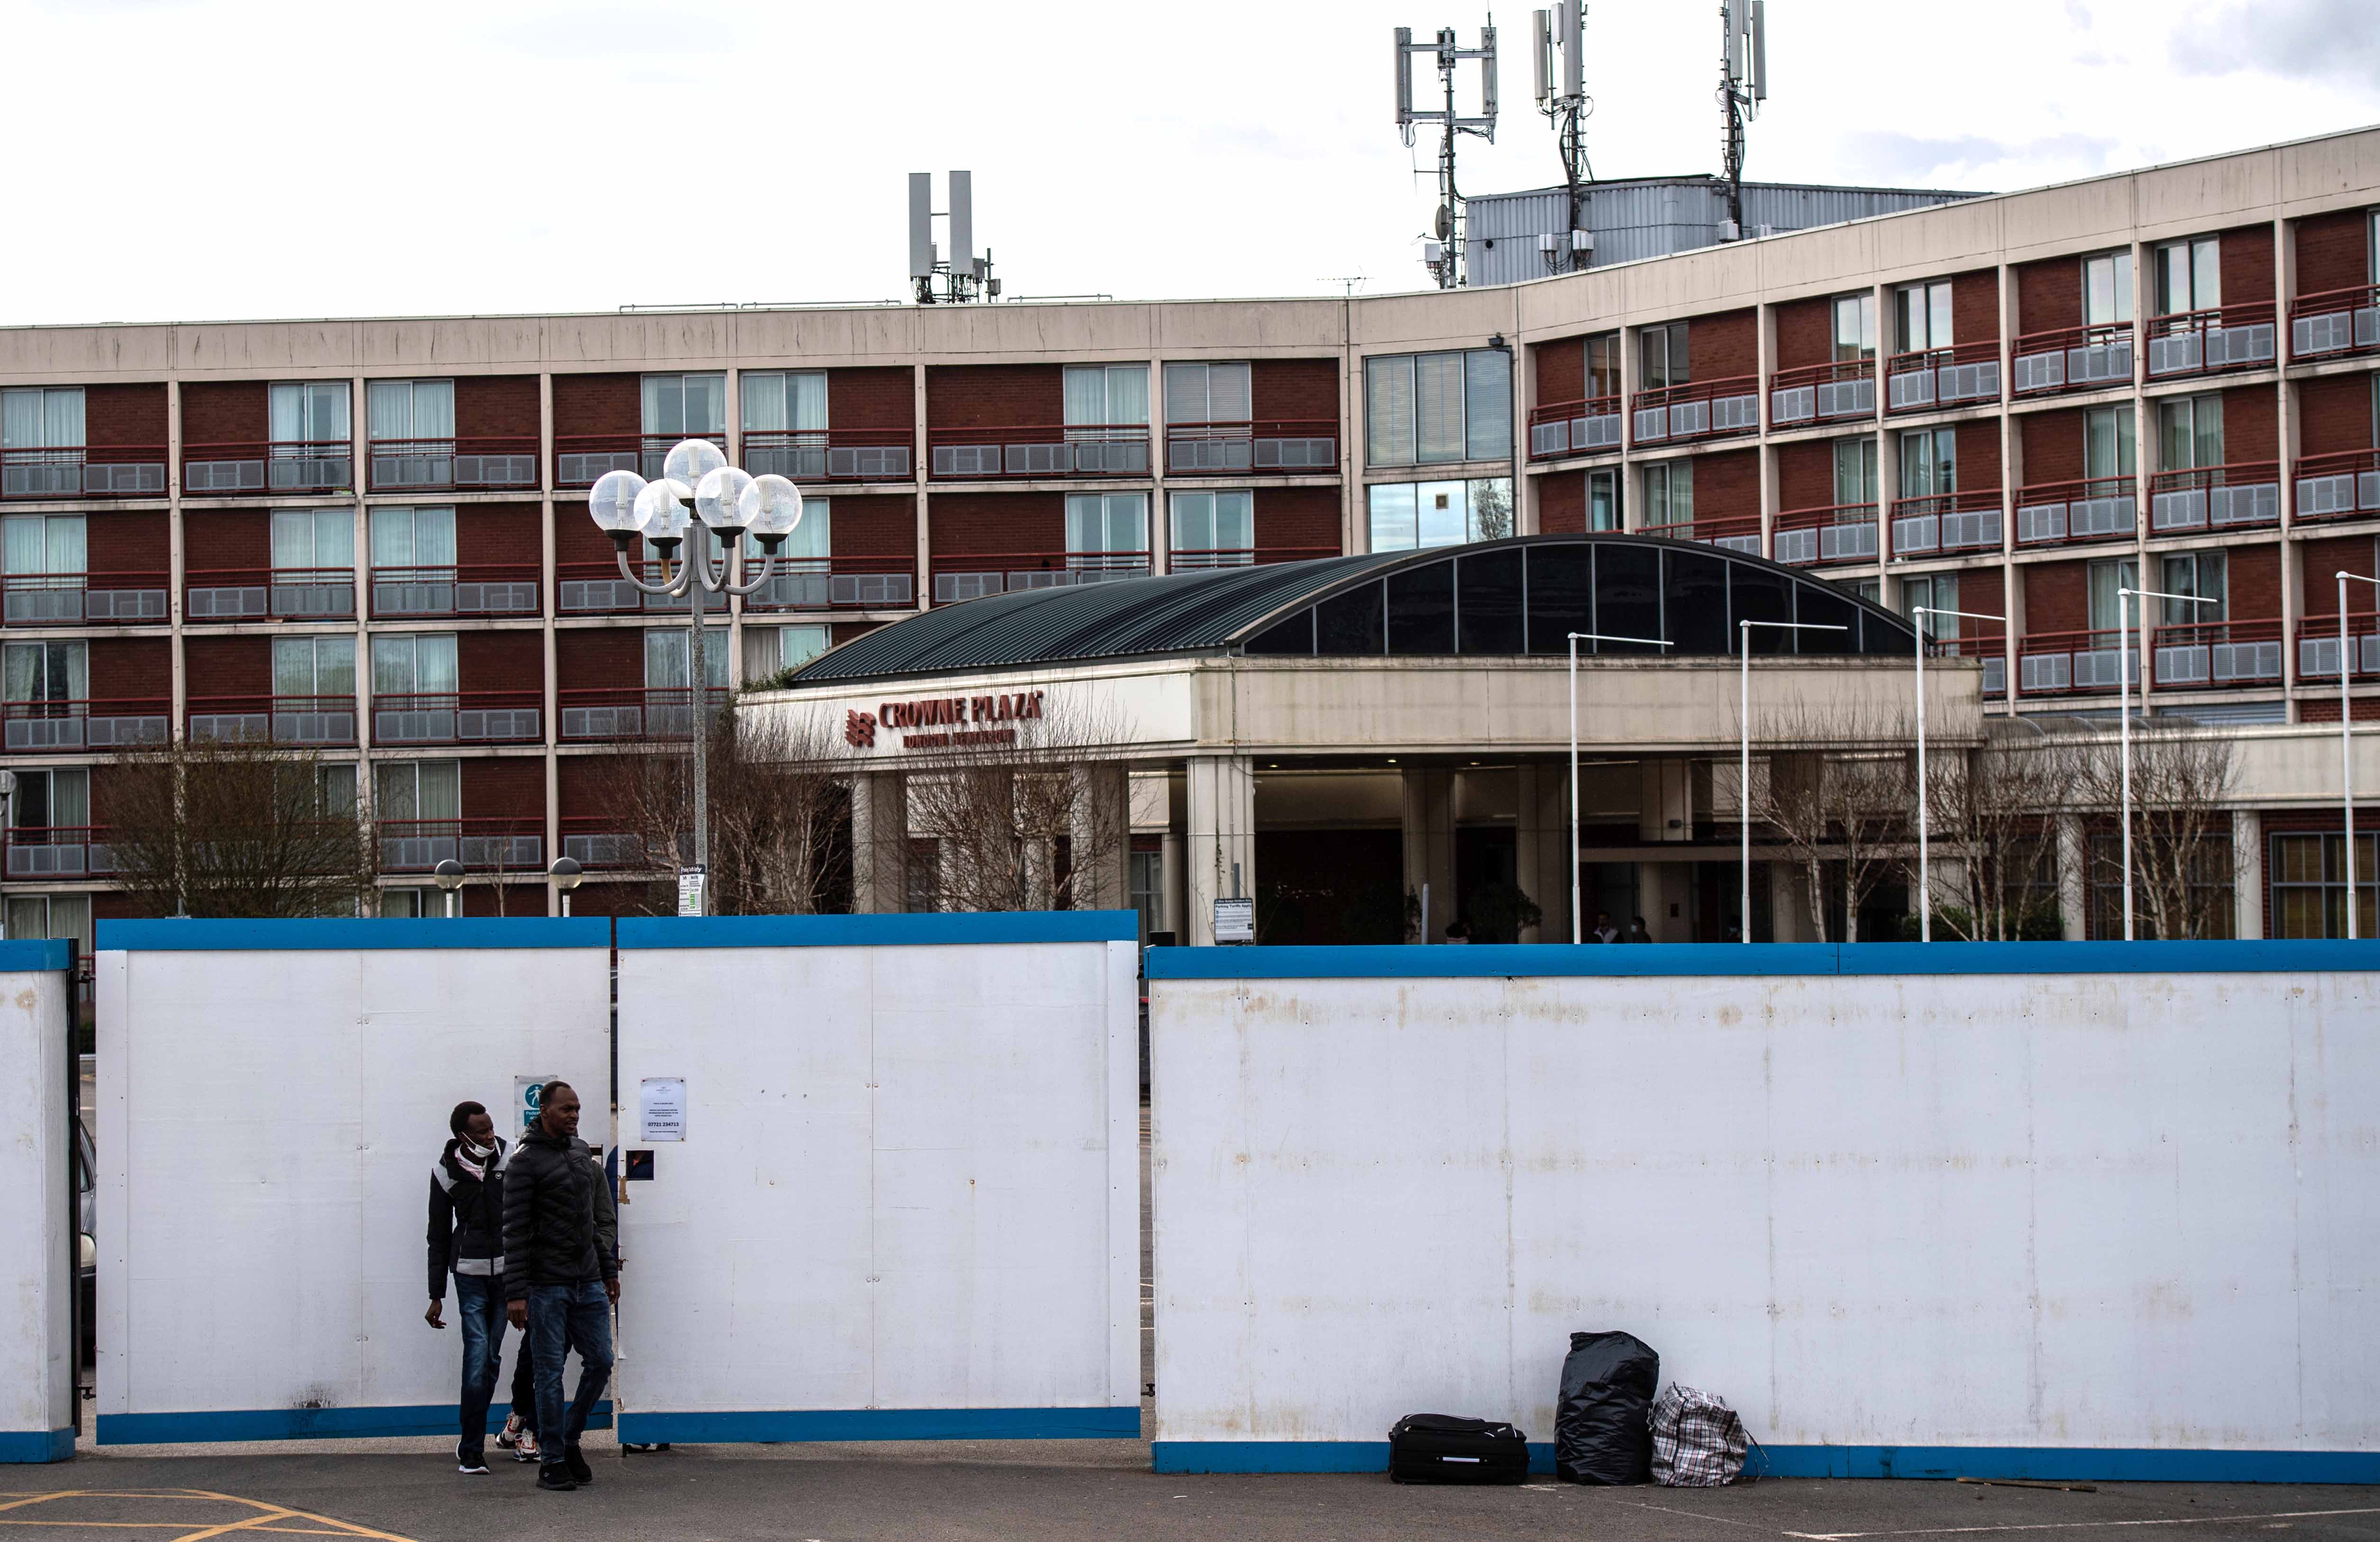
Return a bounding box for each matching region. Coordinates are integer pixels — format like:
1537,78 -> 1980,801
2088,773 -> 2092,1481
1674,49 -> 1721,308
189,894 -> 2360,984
0,942 -> 75,1463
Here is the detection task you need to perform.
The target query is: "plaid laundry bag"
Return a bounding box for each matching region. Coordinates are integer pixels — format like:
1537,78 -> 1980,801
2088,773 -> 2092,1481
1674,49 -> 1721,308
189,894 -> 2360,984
1648,1384 -> 1750,1486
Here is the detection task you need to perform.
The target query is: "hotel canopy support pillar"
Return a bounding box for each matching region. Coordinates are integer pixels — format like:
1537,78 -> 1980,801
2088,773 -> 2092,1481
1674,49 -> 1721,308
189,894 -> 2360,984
1185,755 -> 1257,946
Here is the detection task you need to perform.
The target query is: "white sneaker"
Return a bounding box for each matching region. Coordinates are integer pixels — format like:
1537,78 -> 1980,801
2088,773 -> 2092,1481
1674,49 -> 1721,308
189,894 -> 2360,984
514,1428 -> 541,1464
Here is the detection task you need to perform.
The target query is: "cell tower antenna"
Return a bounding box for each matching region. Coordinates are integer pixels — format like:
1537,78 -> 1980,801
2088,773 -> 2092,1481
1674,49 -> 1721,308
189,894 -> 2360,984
906,170 -> 999,304
1531,4 -> 1593,273
1394,18 -> 1499,290
1716,0 -> 1767,243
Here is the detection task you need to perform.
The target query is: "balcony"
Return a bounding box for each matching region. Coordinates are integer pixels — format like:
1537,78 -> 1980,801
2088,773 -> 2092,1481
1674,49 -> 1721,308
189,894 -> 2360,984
2151,618 -> 2283,690
1930,633 -> 2007,700
2297,611 -> 2380,682
367,435 -> 540,493
2011,323 -> 2135,396
380,818 -> 543,874
1166,419 -> 1339,475
1767,362 -> 1874,429
2290,284 -> 2380,362
372,690 -> 543,746
1771,503 -> 1879,568
927,424 -> 1150,481
1526,397 -> 1623,460
559,686 -> 728,744
4,825 -> 115,880
185,566 -> 356,621
931,550 -> 1149,605
553,433 -> 724,490
561,819 -> 654,870
1886,342 -> 2001,414
2,697 -> 169,753
742,428 -> 914,482
556,561 -> 690,615
3,573 -> 170,626
2147,462 -> 2280,534
183,440 -> 353,496
1,446 -> 169,500
1170,544 -> 1342,571
2017,629 -> 2136,696
743,554 -> 916,612
2015,476 -> 2137,548
1890,490 -> 2003,558
369,564 -> 541,618
1647,514 -> 1762,556
1629,377 -> 1759,447
2145,301 -> 2278,379
2294,449 -> 2380,524
187,694 -> 357,747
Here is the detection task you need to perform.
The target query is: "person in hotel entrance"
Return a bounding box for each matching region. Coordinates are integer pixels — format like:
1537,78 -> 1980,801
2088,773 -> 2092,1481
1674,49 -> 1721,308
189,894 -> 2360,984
425,1100 -> 538,1474
502,1080 -> 619,1492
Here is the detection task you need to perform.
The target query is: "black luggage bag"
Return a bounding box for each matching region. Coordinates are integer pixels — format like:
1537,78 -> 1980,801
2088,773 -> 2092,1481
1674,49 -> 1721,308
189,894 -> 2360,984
1387,1414 -> 1531,1485
1555,1330 -> 1660,1484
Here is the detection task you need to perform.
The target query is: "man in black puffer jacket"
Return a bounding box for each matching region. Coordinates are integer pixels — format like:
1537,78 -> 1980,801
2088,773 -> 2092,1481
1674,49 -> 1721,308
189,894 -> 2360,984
501,1080 -> 617,1492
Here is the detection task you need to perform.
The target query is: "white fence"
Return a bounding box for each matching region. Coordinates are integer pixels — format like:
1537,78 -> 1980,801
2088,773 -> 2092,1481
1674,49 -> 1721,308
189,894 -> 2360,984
1148,941 -> 2380,1482
0,942 -> 76,1463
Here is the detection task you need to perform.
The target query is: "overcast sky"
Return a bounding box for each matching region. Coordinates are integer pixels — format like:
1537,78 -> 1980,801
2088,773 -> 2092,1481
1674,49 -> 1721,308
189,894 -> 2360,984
2,0 -> 2375,327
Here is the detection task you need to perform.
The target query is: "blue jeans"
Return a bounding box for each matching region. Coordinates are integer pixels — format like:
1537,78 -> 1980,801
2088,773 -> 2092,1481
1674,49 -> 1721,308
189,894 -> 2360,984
452,1274 -> 507,1460
525,1280 -> 613,1463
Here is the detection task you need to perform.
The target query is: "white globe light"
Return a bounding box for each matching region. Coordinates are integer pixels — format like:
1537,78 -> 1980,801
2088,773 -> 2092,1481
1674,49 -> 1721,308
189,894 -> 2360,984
588,469 -> 648,536
696,465 -> 756,529
741,474 -> 804,545
662,437 -> 727,488
635,477 -> 694,546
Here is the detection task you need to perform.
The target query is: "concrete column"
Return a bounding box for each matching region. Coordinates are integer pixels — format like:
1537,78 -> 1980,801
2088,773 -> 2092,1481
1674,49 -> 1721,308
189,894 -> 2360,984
1072,762 -> 1131,911
1770,858 -> 1817,943
2232,808 -> 2264,939
2056,811 -> 2089,941
540,370 -> 560,911
1638,758 -> 1692,842
1160,829 -> 1186,940
1400,767 -> 1455,942
1637,861 -> 1688,942
849,772 -> 906,914
1185,754 -> 1256,946
2276,218 -> 2302,717
1514,761 -> 1571,944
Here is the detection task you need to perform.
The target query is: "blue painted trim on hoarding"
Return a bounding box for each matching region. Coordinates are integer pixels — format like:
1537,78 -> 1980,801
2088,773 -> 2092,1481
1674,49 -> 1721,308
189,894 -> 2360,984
618,1406 -> 1141,1442
1144,939 -> 2380,980
97,918 -> 612,952
0,1428 -> 73,1463
0,939 -> 72,972
97,1403 -> 610,1444
617,911 -> 1140,950
1151,1441 -> 2380,1482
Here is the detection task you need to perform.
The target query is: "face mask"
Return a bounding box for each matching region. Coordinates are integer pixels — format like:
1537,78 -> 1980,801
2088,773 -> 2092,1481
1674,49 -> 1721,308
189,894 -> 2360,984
459,1135 -> 497,1163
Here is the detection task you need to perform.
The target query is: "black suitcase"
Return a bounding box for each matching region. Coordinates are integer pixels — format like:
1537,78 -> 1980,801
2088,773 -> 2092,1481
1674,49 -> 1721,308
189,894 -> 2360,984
1387,1414 -> 1531,1485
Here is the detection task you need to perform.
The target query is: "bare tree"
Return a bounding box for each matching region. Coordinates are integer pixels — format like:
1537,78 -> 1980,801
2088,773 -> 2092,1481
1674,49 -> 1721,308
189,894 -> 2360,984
105,734 -> 378,918
1750,705 -> 1916,942
1911,725 -> 2081,940
2072,721 -> 2238,939
621,699 -> 855,915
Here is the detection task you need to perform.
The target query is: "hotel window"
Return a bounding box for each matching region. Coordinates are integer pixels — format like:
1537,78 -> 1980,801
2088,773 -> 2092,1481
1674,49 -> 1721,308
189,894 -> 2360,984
2158,550 -> 2226,625
373,760 -> 460,825
1638,323 -> 1689,390
1902,573 -> 1959,641
10,767 -> 88,836
1641,461 -> 1692,529
272,508 -> 353,573
2086,557 -> 2138,633
1066,492 -> 1149,570
2083,250 -> 2135,327
741,372 -> 827,433
6,893 -> 90,956
3,641 -> 85,707
270,382 -> 348,447
742,625 -> 830,680
641,374 -> 726,438
2270,832 -> 2379,938
1129,848 -> 1164,944
3,516 -> 84,584
1587,468 -> 1620,531
1366,477 -> 1511,551
645,627 -> 731,691
2153,236 -> 2220,316
1169,490 -> 1253,567
1835,576 -> 1882,605
274,635 -> 354,700
1898,428 -> 1956,499
744,496 -> 830,563
1,388 -> 82,453
1584,332 -> 1622,399
371,633 -> 456,699
1835,437 -> 1879,507
2158,394 -> 2223,470
1833,293 -> 1878,361
1063,365 -> 1149,427
1163,362 -> 1250,426
1896,281 -> 1952,352
369,506 -> 454,571
1364,350 -> 1511,466
2084,407 -> 2136,479
366,380 -> 453,445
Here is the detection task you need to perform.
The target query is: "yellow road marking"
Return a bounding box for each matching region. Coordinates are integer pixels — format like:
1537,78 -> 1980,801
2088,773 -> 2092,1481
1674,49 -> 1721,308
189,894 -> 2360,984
165,1507 -> 300,1542
0,1492 -> 416,1542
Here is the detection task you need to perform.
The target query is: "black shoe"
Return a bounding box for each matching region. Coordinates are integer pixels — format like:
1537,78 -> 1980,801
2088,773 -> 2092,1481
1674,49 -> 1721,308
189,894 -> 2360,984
536,1464 -> 577,1492
455,1442 -> 489,1476
564,1444 -> 593,1485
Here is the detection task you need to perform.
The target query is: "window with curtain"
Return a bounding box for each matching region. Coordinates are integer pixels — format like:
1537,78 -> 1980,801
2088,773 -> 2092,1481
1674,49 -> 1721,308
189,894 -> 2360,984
641,374 -> 726,437
1585,333 -> 1622,399
273,635 -> 355,698
1364,349 -> 1509,467
773,625 -> 831,672
1065,493 -> 1149,561
2153,237 -> 2220,316
1898,428 -> 1956,499
1833,294 -> 1878,361
9,768 -> 89,834
1902,573 -> 1958,641
2086,557 -> 2138,632
1063,365 -> 1149,427
1896,281 -> 1953,351
269,382 -> 349,445
1366,478 -> 1511,551
370,506 -> 456,571
2159,550 -> 2227,624
1642,461 -> 1692,527
3,516 -> 84,579
2157,394 -> 2223,470
740,372 -> 828,433
1638,323 -> 1689,389
1163,362 -> 1251,425
373,760 -> 461,824
1,388 -> 83,451
1835,437 -> 1879,506
2270,832 -> 2379,938
2084,407 -> 2136,479
370,634 -> 457,698
3,641 -> 85,704
2083,251 -> 2135,327
6,894 -> 90,956
272,508 -> 353,572
644,627 -> 731,689
365,380 -> 454,444
1464,350 -> 1510,461
1169,490 -> 1253,563
1587,468 -> 1621,530
746,496 -> 831,562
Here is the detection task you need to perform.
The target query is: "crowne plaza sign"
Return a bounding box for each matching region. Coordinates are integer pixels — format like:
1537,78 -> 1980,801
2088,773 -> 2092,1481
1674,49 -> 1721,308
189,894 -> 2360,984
845,689 -> 1046,750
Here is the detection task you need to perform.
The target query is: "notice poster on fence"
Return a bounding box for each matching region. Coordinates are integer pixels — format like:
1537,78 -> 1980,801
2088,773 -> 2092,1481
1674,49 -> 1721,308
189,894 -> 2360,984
677,867 -> 706,917
639,1077 -> 687,1142
513,1075 -> 559,1136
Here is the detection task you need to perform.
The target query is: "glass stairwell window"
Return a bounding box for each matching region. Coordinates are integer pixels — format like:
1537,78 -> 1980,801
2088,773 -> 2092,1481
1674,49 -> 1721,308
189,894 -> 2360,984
2,515 -> 85,624
741,371 -> 830,478
1169,490 -> 1253,569
1366,477 -> 1512,552
268,382 -> 352,491
270,508 -> 355,618
641,373 -> 726,477
263,635 -> 355,745
371,634 -> 458,744
365,380 -> 455,487
369,506 -> 457,616
1365,350 -> 1510,467
1065,493 -> 1149,581
1063,365 -> 1150,474
1,388 -> 84,497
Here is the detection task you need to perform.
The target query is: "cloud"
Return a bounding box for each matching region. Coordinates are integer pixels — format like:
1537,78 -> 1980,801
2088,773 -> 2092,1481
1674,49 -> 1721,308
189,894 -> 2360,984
1838,132 -> 2129,189
2171,0 -> 2380,79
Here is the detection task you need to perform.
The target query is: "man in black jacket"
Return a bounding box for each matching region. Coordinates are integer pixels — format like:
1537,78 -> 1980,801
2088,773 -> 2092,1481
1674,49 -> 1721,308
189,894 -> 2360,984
425,1101 -> 522,1475
502,1080 -> 617,1492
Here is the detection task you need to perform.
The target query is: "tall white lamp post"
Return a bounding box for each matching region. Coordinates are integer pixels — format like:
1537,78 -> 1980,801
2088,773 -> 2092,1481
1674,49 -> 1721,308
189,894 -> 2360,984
2116,585 -> 2216,941
433,858 -> 465,919
1567,631 -> 1673,943
1910,606 -> 2004,942
547,856 -> 583,918
2337,571 -> 2380,938
587,445 -> 804,913
1739,620 -> 1846,943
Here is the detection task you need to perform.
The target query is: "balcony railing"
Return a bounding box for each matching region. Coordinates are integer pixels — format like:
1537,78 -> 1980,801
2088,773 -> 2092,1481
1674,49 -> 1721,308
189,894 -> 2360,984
187,694 -> 358,746
1646,514 -> 1762,555
742,553 -> 917,612
1929,633 -> 2008,700
2290,283 -> 2380,361
553,432 -> 725,489
2017,629 -> 2136,696
2145,301 -> 2278,379
927,423 -> 1151,480
4,825 -> 115,880
367,435 -> 540,492
373,690 -> 543,746
2011,322 -> 2135,396
369,564 -> 541,618
1170,544 -> 1342,571
380,818 -> 543,874
1890,489 -> 2003,558
2151,617 -> 2283,689
2294,448 -> 2380,524
1629,376 -> 1759,446
2,696 -> 169,753
561,818 -> 655,871
742,428 -> 914,482
1165,419 -> 1339,475
931,550 -> 1150,605
556,560 -> 691,615
1771,503 -> 1879,567
2,572 -> 170,626
1,445 -> 169,500
1767,361 -> 1874,429
1886,341 -> 2001,414
183,439 -> 353,496
559,686 -> 729,743
2015,476 -> 2136,547
1527,396 -> 1624,459
185,566 -> 356,621
2297,611 -> 2380,682
2147,461 -> 2280,534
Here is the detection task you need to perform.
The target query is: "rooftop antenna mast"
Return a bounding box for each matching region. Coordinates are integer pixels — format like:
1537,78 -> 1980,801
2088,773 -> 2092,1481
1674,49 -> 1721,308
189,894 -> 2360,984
1716,0 -> 1767,242
1396,19 -> 1498,290
907,171 -> 999,304
1531,4 -> 1593,273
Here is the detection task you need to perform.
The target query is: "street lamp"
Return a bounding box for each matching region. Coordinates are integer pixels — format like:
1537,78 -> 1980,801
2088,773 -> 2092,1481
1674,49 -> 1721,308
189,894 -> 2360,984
432,858 -> 465,920
547,856 -> 583,918
2116,585 -> 2217,941
1567,631 -> 1672,943
1739,620 -> 1846,943
1910,606 -> 2004,943
2336,571 -> 2380,938
587,446 -> 804,916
